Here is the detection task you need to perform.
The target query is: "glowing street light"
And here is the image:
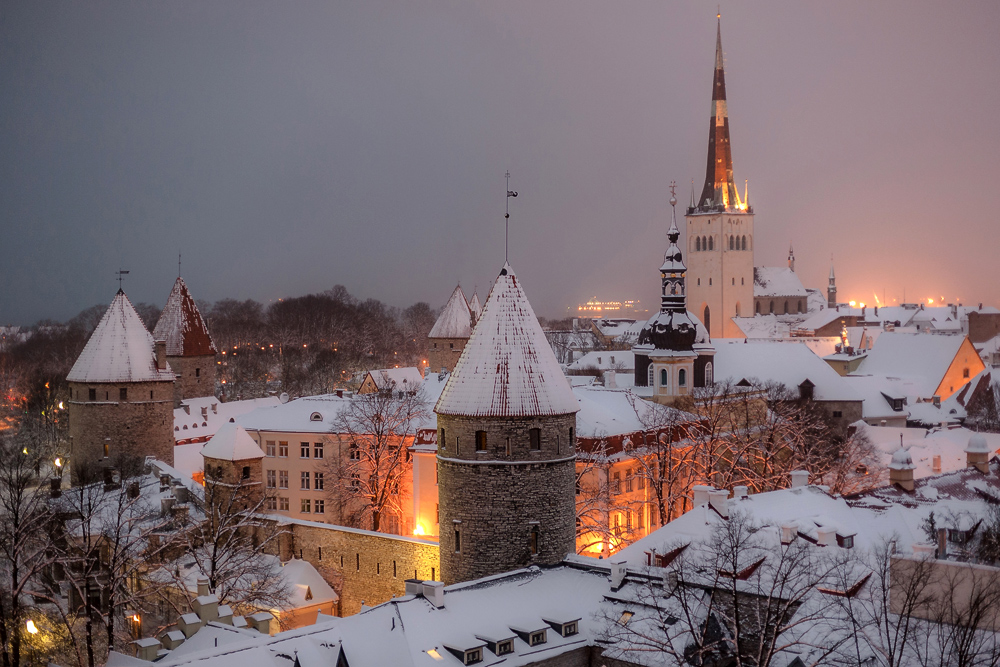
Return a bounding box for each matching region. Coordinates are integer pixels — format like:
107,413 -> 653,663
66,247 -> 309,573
26,619 -> 38,635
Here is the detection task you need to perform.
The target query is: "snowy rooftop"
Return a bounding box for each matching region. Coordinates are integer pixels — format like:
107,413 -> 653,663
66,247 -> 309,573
712,340 -> 860,401
428,286 -> 473,339
435,264 -> 579,418
363,367 -> 424,391
855,332 -> 970,398
567,350 -> 635,372
753,266 -> 807,297
174,396 -> 282,445
859,423 -> 1000,479
67,290 -> 176,384
731,315 -> 790,339
201,422 -> 265,461
152,277 -> 217,357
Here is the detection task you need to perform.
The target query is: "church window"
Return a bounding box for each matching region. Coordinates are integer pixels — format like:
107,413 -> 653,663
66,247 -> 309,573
735,302 -> 740,316
742,236 -> 747,250
660,369 -> 668,387
696,237 -> 701,251
529,428 -> 541,450
708,236 -> 714,251
475,430 -> 487,451
702,235 -> 707,249
678,369 -> 687,387
729,236 -> 734,250
705,362 -> 714,386
648,365 -> 655,387
704,306 -> 711,332
120,387 -> 127,401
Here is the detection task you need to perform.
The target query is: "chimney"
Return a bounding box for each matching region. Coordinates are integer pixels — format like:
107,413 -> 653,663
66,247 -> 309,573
336,389 -> 344,398
182,404 -> 190,415
889,446 -> 915,491
160,474 -> 171,491
133,637 -> 161,662
790,470 -> 809,488
603,370 -> 617,388
422,581 -> 445,608
193,594 -> 219,623
103,467 -> 120,491
404,579 -> 423,596
172,504 -> 189,522
196,577 -> 210,597
932,455 -> 942,474
965,434 -> 991,474
160,630 -> 185,651
692,485 -> 712,507
201,406 -> 208,419
733,485 -> 749,500
937,528 -> 948,560
816,526 -> 836,547
912,543 -> 936,558
127,481 -> 140,499
709,490 -> 729,518
155,340 -> 167,370
248,612 -> 274,635
178,613 -> 203,638
172,482 -> 189,504
609,559 -> 627,591
780,524 -> 796,545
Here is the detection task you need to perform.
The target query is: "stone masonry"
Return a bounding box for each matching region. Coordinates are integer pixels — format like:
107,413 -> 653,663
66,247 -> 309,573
67,379 -> 175,467
427,337 -> 467,374
436,413 -> 577,585
168,354 -> 217,405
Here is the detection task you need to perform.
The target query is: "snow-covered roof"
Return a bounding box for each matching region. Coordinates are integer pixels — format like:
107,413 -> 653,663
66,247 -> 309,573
712,340 -> 860,401
753,266 -> 807,297
152,277 -> 217,357
732,315 -> 790,339
174,396 -> 282,445
795,306 -> 864,333
200,422 -> 265,461
435,264 -> 579,418
280,558 -> 339,608
428,286 -> 473,339
67,290 -> 176,384
567,350 -> 635,372
469,291 -> 482,319
855,332 -> 969,398
363,367 -> 424,391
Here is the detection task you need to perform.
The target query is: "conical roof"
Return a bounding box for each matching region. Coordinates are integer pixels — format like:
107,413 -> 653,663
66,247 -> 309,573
469,291 -> 482,321
67,290 -> 175,383
201,422 -> 264,461
428,285 -> 473,339
153,277 -> 217,357
435,264 -> 579,417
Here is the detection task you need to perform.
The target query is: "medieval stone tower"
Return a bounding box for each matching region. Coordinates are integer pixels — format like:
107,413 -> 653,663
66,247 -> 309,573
67,290 -> 176,470
434,264 -> 579,585
686,16 -> 754,339
427,285 -> 475,374
153,276 -> 218,406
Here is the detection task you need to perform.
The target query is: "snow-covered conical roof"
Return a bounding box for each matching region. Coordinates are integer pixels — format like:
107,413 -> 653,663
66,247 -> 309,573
435,264 -> 579,418
67,290 -> 175,384
201,422 -> 264,461
152,277 -> 217,357
428,285 -> 473,339
469,291 -> 482,319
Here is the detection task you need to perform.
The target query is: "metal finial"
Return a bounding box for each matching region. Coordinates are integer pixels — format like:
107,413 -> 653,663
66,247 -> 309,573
505,170 -> 518,263
116,269 -> 130,291
178,252 -> 182,278
669,180 -> 678,207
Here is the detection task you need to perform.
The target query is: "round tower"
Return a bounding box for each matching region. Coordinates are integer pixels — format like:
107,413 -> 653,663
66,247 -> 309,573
153,276 -> 218,406
66,290 -> 176,471
434,264 -> 579,585
427,286 -> 474,374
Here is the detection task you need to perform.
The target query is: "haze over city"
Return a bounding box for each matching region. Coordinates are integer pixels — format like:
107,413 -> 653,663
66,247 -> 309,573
2,0 -> 998,325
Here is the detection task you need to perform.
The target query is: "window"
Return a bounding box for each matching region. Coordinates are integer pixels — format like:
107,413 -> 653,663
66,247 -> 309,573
505,437 -> 511,456
349,442 -> 360,460
638,474 -> 645,490
569,427 -> 574,444
678,368 -> 687,387
832,411 -> 843,418
266,470 -> 276,488
530,526 -> 539,555
309,412 -> 323,422
837,534 -> 854,549
562,622 -> 578,637
705,362 -> 714,385
648,365 -> 654,387
742,235 -> 747,250
529,428 -> 541,451
119,387 -> 127,401
660,368 -> 668,387
626,511 -> 633,531
301,443 -> 310,458
301,499 -> 311,513
89,388 -> 97,401
496,640 -> 514,655
964,368 -> 970,378
625,469 -> 634,493
475,430 -> 487,452
195,368 -> 201,377
278,442 -> 288,457
463,649 -> 481,665
266,497 -> 277,510
756,301 -> 761,314
266,441 -> 276,457
301,471 -> 310,490
279,471 -> 288,489
708,236 -> 714,250
729,235 -> 734,250
529,630 -> 546,646
612,471 -> 621,494
315,472 -> 324,491
769,300 -> 775,314
314,443 -> 324,459
454,528 -> 461,553
104,442 -> 109,457
449,343 -> 454,349
351,473 -> 360,489
696,237 -> 701,251
279,497 -> 289,511
703,306 -> 711,333
241,466 -> 250,479
439,428 -> 446,451
784,300 -> 789,314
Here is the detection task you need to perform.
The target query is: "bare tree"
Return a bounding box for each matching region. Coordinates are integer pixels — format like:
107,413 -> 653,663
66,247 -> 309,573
324,384 -> 426,533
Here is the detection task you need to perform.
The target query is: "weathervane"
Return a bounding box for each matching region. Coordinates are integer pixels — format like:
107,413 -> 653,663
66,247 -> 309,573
505,171 -> 518,263
178,252 -> 182,278
115,269 -> 130,291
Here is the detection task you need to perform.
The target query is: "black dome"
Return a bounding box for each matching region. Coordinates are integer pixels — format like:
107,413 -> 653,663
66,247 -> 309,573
636,310 -> 697,352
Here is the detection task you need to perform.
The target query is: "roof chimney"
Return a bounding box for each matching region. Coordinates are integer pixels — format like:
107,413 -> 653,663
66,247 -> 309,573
709,490 -> 729,518
780,524 -> 796,545
196,577 -> 210,597
609,559 -> 627,591
937,528 -> 948,560
422,581 -> 445,608
816,527 -> 836,547
692,485 -> 712,507
912,543 -> 936,558
790,470 -> 809,488
966,433 -> 991,474
932,455 -> 942,474
155,340 -> 167,370
603,370 -> 617,388
733,485 -> 749,500
889,446 -> 916,491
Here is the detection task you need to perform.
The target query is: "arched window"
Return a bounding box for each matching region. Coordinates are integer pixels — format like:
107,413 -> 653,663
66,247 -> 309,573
670,282 -> 678,295
678,369 -> 687,387
703,306 -> 711,333
769,300 -> 774,314
784,300 -> 789,314
708,236 -> 714,251
741,235 -> 747,250
702,236 -> 708,250
696,237 -> 701,251
705,362 -> 714,386
660,368 -> 668,387
648,365 -> 654,387
729,236 -> 734,250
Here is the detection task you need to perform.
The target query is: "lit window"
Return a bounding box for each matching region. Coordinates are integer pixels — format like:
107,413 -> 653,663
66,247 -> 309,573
618,611 -> 634,626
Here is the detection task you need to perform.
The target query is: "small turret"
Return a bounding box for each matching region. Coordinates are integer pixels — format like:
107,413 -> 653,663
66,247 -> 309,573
966,433 -> 992,474
888,445 -> 915,491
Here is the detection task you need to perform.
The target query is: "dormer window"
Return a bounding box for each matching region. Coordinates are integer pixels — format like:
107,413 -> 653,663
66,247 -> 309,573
462,648 -> 481,664
836,534 -> 854,549
529,630 -> 546,646
310,412 -> 323,422
496,640 -> 513,655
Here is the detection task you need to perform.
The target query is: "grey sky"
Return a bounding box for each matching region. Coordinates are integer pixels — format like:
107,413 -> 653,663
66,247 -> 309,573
2,1 -> 998,325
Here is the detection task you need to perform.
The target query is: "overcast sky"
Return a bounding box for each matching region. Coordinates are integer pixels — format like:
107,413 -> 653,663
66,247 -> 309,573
2,1 -> 999,326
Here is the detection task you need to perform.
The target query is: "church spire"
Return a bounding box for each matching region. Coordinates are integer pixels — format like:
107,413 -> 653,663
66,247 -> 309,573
659,184 -> 687,313
697,13 -> 741,212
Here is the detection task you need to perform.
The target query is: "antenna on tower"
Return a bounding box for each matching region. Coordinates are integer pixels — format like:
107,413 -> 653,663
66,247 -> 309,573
178,252 -> 182,278
115,269 -> 130,291
505,171 -> 518,263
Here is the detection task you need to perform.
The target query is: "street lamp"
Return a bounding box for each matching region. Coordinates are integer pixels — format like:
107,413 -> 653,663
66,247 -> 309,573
25,619 -> 38,634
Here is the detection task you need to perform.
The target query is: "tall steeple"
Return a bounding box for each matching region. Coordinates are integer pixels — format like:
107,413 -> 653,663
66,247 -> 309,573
659,191 -> 688,314
828,262 -> 838,308
788,244 -> 795,272
697,13 -> 742,212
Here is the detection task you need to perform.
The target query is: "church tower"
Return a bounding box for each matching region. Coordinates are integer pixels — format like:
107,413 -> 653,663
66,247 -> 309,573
434,264 -> 578,585
828,263 -> 838,308
686,15 -> 754,339
634,188 -> 715,404
153,277 -> 218,406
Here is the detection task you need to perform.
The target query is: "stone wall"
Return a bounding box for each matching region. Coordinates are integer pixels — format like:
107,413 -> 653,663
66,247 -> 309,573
168,354 -> 217,404
67,380 -> 175,468
280,519 -> 439,616
969,311 -> 1000,344
436,413 -> 577,585
427,337 -> 466,374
